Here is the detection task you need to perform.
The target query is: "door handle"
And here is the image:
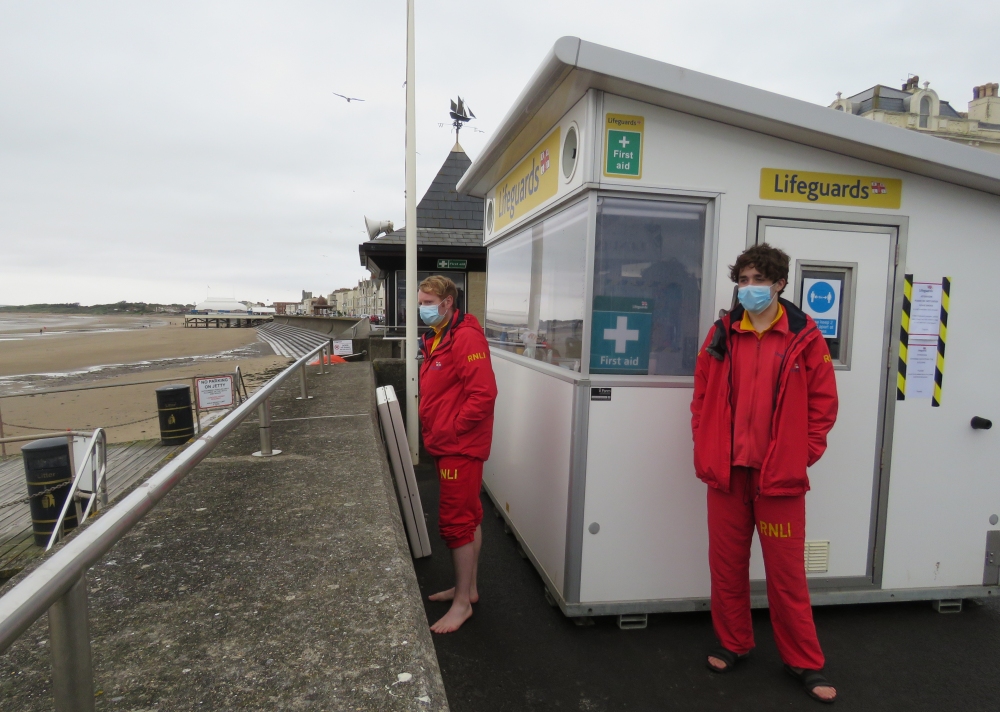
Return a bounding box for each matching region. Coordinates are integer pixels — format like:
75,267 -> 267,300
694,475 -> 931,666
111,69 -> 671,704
970,416 -> 993,430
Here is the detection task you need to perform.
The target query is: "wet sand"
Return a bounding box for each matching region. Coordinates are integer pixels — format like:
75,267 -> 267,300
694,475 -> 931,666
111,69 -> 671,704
0,315 -> 261,379
0,315 -> 292,455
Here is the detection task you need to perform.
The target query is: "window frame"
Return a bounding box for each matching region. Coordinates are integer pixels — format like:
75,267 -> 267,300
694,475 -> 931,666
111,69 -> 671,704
792,260 -> 859,370
483,188 -> 719,385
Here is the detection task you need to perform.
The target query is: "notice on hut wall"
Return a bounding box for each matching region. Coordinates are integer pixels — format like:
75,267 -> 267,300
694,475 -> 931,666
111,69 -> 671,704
760,168 -> 902,209
905,281 -> 943,399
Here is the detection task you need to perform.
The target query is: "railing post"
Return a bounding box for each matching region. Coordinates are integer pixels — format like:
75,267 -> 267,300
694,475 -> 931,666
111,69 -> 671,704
252,398 -> 281,457
99,435 -> 108,509
296,364 -> 312,400
0,398 -> 7,459
49,574 -> 95,712
319,344 -> 326,375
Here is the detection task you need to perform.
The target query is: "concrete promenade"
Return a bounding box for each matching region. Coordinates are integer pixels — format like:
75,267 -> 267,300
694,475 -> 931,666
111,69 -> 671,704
0,363 -> 448,711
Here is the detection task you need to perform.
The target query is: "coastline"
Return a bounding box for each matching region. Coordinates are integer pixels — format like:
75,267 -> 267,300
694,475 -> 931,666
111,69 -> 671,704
0,314 -> 291,455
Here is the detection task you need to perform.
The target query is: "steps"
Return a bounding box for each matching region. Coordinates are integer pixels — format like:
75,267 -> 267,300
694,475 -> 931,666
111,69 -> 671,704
256,322 -> 330,359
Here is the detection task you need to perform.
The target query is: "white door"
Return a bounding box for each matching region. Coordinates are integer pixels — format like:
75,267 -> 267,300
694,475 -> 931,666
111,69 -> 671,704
750,222 -> 896,582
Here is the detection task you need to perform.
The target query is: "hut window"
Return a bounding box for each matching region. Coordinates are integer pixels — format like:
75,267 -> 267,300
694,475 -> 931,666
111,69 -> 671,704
591,197 -> 707,376
485,199 -> 588,371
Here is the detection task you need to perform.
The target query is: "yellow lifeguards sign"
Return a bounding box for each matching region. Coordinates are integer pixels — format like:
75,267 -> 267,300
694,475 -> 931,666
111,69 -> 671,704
493,128 -> 561,232
760,168 -> 902,209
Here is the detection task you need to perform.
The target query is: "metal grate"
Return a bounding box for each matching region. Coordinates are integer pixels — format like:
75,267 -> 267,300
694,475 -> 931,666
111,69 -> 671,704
804,540 -> 830,574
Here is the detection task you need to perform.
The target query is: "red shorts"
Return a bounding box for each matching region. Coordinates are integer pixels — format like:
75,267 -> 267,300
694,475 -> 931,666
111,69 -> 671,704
436,455 -> 484,549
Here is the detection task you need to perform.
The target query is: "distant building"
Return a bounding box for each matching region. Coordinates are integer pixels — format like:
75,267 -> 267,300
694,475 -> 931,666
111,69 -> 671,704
830,78 -> 1000,154
327,288 -> 351,316
358,142 -> 486,328
270,301 -> 301,316
192,297 -> 248,314
303,295 -> 331,316
301,290 -> 313,301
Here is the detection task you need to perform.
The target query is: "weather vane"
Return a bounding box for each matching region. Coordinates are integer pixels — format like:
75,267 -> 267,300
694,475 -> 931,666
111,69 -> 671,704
449,96 -> 477,142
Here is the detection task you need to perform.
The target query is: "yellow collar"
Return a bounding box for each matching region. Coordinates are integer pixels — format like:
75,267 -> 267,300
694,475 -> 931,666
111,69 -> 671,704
740,304 -> 784,339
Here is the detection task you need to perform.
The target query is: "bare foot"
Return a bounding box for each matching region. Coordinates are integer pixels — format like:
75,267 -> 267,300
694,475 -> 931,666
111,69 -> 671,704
430,602 -> 473,634
707,656 -> 727,671
427,587 -> 479,603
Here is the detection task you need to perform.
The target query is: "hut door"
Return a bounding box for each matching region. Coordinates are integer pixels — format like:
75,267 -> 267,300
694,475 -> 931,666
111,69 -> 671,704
751,220 -> 897,585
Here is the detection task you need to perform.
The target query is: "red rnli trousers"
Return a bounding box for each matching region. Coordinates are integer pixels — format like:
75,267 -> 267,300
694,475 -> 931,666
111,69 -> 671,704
707,467 -> 825,670
436,456 -> 484,549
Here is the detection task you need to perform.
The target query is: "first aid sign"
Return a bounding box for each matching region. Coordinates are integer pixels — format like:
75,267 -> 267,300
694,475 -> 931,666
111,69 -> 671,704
801,278 -> 841,337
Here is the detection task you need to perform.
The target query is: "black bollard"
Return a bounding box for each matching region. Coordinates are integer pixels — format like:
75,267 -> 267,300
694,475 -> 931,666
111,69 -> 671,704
22,437 -> 78,546
155,385 -> 195,445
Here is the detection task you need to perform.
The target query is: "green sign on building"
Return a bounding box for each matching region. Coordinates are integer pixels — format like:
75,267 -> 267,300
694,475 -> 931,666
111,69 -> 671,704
604,113 -> 644,179
436,259 -> 468,270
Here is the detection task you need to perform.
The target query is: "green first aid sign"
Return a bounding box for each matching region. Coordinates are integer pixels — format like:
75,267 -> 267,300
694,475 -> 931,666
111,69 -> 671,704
590,296 -> 653,374
604,113 -> 644,179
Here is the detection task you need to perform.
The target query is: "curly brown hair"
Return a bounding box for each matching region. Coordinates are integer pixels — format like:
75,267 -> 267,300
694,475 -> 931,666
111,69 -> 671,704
729,243 -> 790,293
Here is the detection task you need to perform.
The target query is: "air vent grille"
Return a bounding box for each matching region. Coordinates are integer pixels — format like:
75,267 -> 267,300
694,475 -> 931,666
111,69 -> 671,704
804,540 -> 830,574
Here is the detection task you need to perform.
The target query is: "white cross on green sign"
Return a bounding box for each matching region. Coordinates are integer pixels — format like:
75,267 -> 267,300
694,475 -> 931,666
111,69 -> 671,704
604,113 -> 644,179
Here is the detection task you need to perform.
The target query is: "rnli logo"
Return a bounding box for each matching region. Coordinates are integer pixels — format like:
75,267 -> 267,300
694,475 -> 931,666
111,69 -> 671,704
440,468 -> 459,481
823,354 -> 832,363
467,352 -> 487,363
759,521 -> 793,538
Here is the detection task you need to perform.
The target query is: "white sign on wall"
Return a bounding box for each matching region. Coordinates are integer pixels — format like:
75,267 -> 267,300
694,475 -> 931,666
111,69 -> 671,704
195,375 -> 235,410
906,281 -> 944,399
801,278 -> 842,338
331,340 -> 353,356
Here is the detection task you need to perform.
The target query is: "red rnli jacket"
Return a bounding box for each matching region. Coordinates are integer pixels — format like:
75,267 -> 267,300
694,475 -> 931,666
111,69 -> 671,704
419,311 -> 497,461
690,298 -> 838,497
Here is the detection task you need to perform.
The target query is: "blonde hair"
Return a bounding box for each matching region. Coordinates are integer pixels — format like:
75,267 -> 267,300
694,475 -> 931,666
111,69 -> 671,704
418,275 -> 458,303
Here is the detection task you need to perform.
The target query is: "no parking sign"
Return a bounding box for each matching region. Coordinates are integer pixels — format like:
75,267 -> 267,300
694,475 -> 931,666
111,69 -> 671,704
801,278 -> 841,337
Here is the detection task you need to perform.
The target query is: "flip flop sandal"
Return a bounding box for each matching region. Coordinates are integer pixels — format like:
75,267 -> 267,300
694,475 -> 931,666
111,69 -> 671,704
705,647 -> 749,673
784,665 -> 837,704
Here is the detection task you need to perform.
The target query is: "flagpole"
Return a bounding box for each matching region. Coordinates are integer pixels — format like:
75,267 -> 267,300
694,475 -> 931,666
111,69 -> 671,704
404,0 -> 419,463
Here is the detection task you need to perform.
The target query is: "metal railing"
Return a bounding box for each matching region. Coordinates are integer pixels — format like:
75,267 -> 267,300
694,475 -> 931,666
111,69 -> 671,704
0,340 -> 330,711
47,430 -> 108,552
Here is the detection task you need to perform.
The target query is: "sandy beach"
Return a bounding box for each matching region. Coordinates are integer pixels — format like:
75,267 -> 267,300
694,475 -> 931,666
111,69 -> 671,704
0,314 -> 291,454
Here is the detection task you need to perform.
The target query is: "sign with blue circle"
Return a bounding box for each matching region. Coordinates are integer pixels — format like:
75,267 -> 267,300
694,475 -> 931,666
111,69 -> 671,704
801,277 -> 842,337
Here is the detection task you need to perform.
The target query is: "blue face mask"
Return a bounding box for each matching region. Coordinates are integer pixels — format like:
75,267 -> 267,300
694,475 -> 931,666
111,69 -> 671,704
419,303 -> 445,326
737,285 -> 775,314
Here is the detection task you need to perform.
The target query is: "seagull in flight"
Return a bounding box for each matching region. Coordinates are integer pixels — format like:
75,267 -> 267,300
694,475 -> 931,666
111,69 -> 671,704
333,92 -> 364,103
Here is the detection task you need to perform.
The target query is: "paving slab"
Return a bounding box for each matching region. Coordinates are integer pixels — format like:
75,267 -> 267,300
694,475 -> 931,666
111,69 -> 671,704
0,362 -> 448,711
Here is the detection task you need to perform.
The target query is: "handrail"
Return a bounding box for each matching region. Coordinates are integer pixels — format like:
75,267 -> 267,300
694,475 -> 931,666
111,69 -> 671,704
47,430 -> 108,551
0,340 -> 327,657
0,431 -> 95,445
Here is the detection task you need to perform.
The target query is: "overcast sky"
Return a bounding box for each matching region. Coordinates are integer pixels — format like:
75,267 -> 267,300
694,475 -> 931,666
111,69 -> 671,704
1,1 -> 996,306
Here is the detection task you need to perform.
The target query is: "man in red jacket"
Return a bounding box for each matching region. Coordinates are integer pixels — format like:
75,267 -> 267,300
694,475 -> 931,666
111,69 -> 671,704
417,275 -> 497,634
691,244 -> 839,704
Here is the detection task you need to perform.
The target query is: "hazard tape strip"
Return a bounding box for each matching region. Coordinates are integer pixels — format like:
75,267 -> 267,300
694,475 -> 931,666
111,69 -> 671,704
897,274 -> 913,400
932,277 -> 950,407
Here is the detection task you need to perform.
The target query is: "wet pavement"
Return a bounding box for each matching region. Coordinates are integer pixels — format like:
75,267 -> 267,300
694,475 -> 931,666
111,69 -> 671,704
413,460 -> 1000,712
